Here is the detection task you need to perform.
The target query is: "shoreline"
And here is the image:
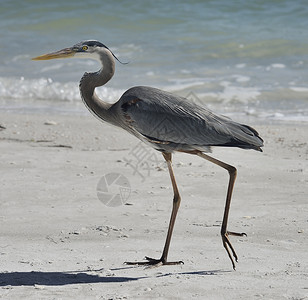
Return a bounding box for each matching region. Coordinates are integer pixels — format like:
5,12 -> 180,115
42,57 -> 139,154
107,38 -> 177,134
1,111 -> 307,299
1,95 -> 308,124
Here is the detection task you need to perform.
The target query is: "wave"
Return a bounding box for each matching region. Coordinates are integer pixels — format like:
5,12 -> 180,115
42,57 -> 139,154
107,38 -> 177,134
0,76 -> 123,103
0,75 -> 264,106
1,76 -> 307,122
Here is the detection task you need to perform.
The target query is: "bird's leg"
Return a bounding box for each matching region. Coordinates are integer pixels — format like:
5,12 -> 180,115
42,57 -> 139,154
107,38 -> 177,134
196,152 -> 246,270
125,152 -> 183,267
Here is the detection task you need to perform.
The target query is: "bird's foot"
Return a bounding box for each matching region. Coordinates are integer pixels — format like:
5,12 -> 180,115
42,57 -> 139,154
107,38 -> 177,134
227,231 -> 247,237
221,231 -> 247,270
124,256 -> 184,268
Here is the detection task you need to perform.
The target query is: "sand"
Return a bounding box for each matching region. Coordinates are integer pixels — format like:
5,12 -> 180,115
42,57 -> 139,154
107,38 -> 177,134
0,111 -> 307,299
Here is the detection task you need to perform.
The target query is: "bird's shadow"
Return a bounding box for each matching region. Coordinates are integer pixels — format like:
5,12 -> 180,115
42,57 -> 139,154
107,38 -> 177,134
0,267 -> 226,286
0,270 -> 142,286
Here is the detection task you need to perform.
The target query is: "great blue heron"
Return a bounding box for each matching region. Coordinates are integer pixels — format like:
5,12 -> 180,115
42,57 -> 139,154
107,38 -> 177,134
33,40 -> 263,270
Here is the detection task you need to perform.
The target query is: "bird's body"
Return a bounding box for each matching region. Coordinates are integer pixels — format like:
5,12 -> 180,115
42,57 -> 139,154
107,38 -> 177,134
113,86 -> 262,153
33,40 -> 263,270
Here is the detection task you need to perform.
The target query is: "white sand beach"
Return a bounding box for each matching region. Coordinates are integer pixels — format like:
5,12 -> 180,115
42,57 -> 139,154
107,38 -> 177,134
0,112 -> 307,299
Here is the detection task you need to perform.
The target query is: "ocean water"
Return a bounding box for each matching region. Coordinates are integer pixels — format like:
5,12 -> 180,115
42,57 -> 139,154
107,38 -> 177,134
0,0 -> 308,122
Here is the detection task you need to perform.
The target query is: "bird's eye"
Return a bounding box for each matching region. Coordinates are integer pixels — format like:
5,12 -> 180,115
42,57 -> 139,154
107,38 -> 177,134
82,46 -> 88,51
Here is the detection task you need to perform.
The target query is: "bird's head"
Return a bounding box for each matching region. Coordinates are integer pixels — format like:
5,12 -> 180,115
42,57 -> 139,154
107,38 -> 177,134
32,40 -> 124,63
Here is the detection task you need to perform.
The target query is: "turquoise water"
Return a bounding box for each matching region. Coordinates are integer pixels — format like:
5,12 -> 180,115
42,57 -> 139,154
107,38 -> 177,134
0,0 -> 308,121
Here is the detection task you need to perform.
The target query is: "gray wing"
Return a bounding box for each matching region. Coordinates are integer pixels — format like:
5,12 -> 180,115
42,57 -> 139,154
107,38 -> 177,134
117,86 -> 263,152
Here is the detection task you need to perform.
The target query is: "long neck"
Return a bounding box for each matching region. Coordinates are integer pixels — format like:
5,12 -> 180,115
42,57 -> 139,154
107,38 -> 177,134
79,49 -> 117,124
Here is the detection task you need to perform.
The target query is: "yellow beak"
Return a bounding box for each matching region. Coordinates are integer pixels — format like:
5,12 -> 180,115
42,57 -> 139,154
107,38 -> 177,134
32,47 -> 75,60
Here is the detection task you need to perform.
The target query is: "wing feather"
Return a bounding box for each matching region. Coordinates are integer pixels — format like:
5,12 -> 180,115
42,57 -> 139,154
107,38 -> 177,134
118,86 -> 263,151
